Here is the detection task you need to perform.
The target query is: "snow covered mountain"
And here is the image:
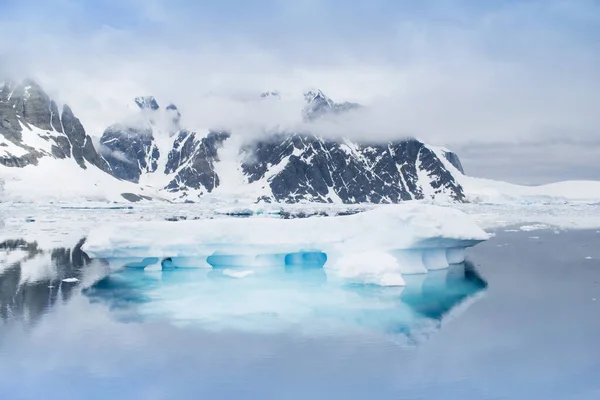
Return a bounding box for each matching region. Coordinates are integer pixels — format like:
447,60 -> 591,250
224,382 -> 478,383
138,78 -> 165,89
240,133 -> 465,203
0,81 -> 164,202
0,80 -> 105,170
99,97 -> 229,199
302,89 -> 361,120
96,89 -> 466,203
0,80 -> 470,203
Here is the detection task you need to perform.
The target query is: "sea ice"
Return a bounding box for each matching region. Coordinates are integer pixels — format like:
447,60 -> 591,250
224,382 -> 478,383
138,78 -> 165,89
84,204 -> 487,256
82,204 -> 488,284
519,224 -> 549,232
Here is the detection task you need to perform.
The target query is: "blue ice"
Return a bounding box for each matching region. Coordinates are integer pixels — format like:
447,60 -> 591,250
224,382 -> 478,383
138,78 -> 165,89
83,259 -> 487,340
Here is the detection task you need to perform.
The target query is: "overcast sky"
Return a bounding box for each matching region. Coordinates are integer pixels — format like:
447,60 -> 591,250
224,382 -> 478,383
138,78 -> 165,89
1,0 -> 599,184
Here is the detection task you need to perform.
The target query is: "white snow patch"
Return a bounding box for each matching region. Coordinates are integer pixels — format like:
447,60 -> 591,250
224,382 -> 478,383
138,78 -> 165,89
83,204 -> 489,260
1,156 -> 166,203
415,149 -> 435,199
428,144 -> 600,205
0,137 -> 29,157
520,224 -> 549,232
17,122 -> 63,154
331,252 -> 406,286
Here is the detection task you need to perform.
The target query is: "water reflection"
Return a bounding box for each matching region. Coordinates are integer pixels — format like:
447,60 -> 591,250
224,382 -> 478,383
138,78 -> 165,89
402,263 -> 488,320
0,239 -> 91,325
84,258 -> 488,339
1,238 -> 488,340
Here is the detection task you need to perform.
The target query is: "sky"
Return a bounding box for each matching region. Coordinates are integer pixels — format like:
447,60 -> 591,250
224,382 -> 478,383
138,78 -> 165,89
1,0 -> 599,184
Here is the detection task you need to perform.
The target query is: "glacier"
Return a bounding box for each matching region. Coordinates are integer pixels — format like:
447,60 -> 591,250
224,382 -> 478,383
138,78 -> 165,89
82,204 -> 489,286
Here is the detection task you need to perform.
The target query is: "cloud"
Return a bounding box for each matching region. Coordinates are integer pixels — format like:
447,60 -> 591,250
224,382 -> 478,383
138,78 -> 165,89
98,146 -> 135,165
0,0 -> 599,183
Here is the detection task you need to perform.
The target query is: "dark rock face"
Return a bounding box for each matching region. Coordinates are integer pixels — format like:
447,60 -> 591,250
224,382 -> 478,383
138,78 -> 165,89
61,104 -> 106,170
99,125 -> 158,182
444,151 -> 465,174
239,90 -> 464,203
20,80 -> 53,131
99,97 -> 229,196
100,127 -> 228,194
0,82 -> 41,167
50,100 -> 63,133
120,193 -> 152,202
164,130 -> 229,194
242,133 -> 465,203
134,96 -> 160,111
0,80 -> 106,171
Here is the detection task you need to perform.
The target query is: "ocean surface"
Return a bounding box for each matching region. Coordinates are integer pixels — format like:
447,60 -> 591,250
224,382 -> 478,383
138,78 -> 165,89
1,228 -> 599,399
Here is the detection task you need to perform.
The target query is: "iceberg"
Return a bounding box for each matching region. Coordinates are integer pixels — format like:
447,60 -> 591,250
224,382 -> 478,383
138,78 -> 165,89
82,204 -> 489,285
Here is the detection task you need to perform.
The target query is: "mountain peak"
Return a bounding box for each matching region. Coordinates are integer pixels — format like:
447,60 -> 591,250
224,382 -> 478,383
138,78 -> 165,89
134,96 -> 160,111
303,89 -> 331,104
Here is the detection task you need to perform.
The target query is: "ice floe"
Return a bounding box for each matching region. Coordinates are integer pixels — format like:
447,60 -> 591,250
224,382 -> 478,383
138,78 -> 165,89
82,204 -> 489,286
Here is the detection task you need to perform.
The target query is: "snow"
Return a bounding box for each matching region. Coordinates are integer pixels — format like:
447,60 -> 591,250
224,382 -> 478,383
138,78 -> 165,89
1,157 -> 166,203
18,122 -> 63,154
519,224 -> 550,232
331,252 -> 406,286
0,136 -> 29,157
461,177 -> 600,204
211,135 -> 254,197
454,203 -> 600,231
416,148 -> 435,199
81,204 -> 488,286
3,116 -> 600,208
83,204 -> 488,257
2,200 -> 600,260
424,144 -> 600,206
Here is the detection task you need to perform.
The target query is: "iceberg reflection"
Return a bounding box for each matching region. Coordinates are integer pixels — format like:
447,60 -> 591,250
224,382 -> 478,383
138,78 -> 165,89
1,237 -> 487,341
83,259 -> 487,340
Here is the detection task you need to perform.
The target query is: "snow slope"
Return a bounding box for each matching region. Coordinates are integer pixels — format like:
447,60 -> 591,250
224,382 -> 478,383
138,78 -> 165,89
1,157 -> 166,203
461,178 -> 600,203
428,146 -> 600,204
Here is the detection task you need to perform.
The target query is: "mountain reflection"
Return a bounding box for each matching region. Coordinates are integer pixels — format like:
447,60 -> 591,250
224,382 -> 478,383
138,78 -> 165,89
0,239 -> 91,325
1,239 -> 488,340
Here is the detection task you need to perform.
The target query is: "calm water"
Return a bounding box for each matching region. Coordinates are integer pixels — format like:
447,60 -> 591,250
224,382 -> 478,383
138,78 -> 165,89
1,229 -> 599,399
